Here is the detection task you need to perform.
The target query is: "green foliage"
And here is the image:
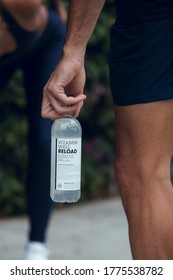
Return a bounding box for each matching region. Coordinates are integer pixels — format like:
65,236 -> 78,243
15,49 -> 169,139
0,71 -> 28,215
80,1 -> 116,201
0,0 -> 116,215
0,176 -> 26,216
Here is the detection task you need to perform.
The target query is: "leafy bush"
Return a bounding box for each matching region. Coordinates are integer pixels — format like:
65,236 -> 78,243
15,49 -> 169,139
0,71 -> 27,215
80,0 -> 116,200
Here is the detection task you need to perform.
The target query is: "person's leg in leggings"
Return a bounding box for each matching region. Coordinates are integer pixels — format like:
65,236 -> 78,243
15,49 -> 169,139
114,100 -> 173,259
23,13 -> 66,244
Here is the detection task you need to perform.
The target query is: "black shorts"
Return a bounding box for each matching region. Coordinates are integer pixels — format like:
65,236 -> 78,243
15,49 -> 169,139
109,17 -> 173,106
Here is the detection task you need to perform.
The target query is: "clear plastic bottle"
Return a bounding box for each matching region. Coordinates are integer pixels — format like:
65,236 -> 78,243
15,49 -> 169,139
50,117 -> 82,203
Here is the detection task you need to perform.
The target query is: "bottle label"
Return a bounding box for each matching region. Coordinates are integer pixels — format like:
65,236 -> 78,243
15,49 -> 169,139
55,138 -> 81,191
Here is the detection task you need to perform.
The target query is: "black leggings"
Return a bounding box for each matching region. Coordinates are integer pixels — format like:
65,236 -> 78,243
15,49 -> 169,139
0,9 -> 66,242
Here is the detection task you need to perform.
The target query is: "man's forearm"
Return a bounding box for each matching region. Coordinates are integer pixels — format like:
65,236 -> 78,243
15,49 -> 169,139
64,0 -> 105,57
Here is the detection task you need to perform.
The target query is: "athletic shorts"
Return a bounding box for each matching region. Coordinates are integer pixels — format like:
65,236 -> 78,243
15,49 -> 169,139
109,17 -> 173,106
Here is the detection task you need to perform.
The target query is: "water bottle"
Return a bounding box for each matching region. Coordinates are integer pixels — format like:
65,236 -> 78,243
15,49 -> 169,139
50,117 -> 82,203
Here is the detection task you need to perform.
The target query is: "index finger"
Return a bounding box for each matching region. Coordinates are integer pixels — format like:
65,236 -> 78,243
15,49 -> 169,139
58,92 -> 87,105
44,83 -> 86,105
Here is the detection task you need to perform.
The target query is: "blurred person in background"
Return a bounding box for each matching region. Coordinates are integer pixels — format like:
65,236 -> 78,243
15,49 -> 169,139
42,0 -> 173,259
0,0 -> 66,259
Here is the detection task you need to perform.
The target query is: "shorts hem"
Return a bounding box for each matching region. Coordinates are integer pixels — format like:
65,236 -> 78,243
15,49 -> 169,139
112,95 -> 173,106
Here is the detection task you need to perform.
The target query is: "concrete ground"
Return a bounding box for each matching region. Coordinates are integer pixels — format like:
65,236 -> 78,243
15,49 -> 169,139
0,197 -> 131,260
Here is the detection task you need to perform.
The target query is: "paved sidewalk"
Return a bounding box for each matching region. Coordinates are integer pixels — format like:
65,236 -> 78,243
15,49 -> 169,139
0,198 -> 131,260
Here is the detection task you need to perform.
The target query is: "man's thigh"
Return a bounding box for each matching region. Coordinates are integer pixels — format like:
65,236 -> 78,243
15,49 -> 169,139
114,100 -> 173,179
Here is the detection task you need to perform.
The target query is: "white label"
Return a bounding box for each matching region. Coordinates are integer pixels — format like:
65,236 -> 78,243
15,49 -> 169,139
55,138 -> 81,191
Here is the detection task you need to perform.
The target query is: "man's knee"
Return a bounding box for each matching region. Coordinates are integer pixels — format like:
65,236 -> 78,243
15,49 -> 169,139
114,152 -> 169,209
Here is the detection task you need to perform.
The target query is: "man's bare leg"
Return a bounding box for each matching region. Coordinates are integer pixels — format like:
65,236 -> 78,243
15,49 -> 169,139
114,100 -> 173,259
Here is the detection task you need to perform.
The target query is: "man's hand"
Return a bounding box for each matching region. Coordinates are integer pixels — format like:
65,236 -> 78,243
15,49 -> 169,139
41,0 -> 105,120
41,56 -> 86,120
